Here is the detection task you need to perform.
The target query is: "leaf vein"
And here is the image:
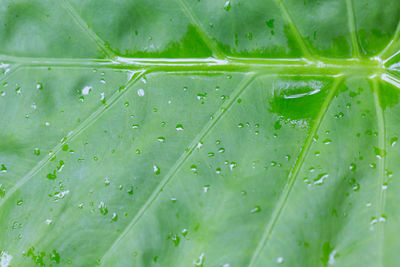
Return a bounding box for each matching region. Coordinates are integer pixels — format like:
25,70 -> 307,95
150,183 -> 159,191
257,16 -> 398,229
60,0 -> 116,58
99,73 -> 257,264
175,0 -> 226,59
0,70 -> 145,209
273,0 -> 313,59
345,0 -> 361,58
247,76 -> 344,267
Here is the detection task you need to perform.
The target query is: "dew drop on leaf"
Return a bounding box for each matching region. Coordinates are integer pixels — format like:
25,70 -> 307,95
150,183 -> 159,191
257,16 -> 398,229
153,165 -> 161,175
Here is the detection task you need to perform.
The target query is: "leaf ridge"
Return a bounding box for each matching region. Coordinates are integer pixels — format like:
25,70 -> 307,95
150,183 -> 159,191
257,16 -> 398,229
60,0 -> 116,58
175,0 -> 226,59
0,70 -> 145,209
247,76 -> 344,267
345,0 -> 361,58
99,73 -> 257,264
273,0 -> 313,59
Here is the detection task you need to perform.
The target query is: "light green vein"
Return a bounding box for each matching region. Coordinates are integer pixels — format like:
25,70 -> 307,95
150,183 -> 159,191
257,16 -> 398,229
99,73 -> 257,264
247,76 -> 344,267
273,0 -> 313,59
175,0 -> 226,59
0,70 -> 145,209
345,0 -> 361,58
60,0 -> 116,58
373,78 -> 386,267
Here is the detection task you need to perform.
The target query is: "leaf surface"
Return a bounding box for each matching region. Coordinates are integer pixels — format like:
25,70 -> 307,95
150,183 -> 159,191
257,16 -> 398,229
0,0 -> 400,266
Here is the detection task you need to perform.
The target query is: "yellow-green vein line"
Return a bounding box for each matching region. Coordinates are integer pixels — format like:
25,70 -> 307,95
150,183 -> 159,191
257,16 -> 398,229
346,0 -> 361,58
248,76 -> 344,267
99,73 -> 257,264
60,0 -> 116,58
176,0 -> 226,59
274,0 -> 313,59
0,70 -> 145,209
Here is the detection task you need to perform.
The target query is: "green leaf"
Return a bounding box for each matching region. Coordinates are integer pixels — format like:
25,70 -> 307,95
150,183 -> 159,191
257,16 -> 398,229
0,0 -> 399,266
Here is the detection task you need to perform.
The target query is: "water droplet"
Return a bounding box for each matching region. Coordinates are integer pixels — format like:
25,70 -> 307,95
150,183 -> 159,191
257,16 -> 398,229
196,142 -> 203,150
181,228 -> 188,237
218,147 -> 225,153
0,164 -> 7,175
374,147 -> 387,159
352,183 -> 360,192
266,19 -> 275,28
250,205 -> 261,214
16,199 -> 23,206
207,152 -> 215,157
190,165 -> 198,175
334,112 -> 344,119
238,123 -> 244,128
328,250 -> 338,265
57,160 -> 64,172
46,171 -> 57,180
323,139 -> 332,145
314,173 -> 328,185
197,93 -> 207,104
223,0 -> 231,11
369,163 -> 376,169
391,137 -> 398,147
137,89 -> 145,96
98,201 -> 108,215
82,86 -> 91,95
193,253 -> 205,267
62,144 -> 69,152
277,257 -> 284,264
15,87 -> 21,95
176,124 -> 184,131
112,213 -> 118,222
203,184 -> 210,192
131,124 -> 139,129
104,177 -> 111,186
168,233 -> 180,247
153,165 -> 161,175
349,163 -> 356,171
229,162 -> 237,170
157,137 -> 165,143
127,185 -> 134,195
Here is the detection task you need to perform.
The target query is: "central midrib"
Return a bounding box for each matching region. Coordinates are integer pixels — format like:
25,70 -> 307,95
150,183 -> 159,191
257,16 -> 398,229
1,55 -> 388,76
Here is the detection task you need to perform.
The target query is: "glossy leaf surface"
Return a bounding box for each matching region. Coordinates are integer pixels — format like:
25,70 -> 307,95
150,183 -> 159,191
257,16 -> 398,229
0,0 -> 400,266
